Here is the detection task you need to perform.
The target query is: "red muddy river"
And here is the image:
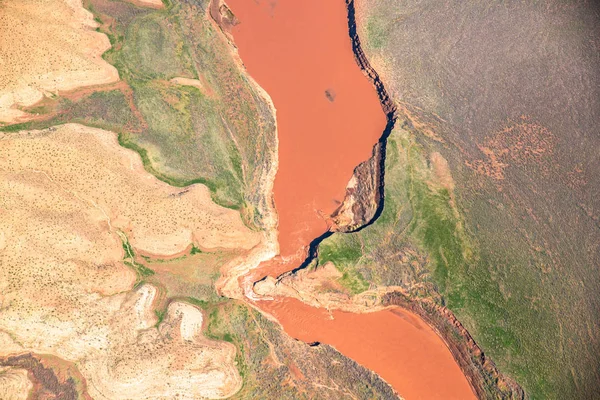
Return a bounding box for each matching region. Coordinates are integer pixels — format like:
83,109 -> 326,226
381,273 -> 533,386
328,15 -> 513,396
225,0 -> 476,398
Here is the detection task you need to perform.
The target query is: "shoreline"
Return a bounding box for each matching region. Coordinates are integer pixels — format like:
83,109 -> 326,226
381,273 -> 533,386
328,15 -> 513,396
216,0 -> 477,398
216,0 -> 523,398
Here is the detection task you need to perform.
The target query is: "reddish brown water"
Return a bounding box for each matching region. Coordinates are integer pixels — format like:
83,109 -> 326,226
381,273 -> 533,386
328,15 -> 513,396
227,0 -> 384,262
260,298 -> 476,400
225,0 -> 476,398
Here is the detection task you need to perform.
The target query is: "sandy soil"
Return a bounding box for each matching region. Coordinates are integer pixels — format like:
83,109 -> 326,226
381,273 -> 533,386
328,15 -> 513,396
0,0 -> 119,124
0,124 -> 253,398
0,368 -> 32,400
124,0 -> 165,8
1,124 -> 260,254
170,77 -> 204,91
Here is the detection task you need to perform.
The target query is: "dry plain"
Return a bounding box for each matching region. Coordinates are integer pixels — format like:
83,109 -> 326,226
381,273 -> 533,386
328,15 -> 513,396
0,0 -> 118,124
0,124 -> 259,399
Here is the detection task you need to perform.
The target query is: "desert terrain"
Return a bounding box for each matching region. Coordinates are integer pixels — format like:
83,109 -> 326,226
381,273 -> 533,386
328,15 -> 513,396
0,124 -> 252,399
2,0 -> 597,398
0,367 -> 31,400
0,0 -> 118,123
327,0 -> 599,397
0,0 -> 406,398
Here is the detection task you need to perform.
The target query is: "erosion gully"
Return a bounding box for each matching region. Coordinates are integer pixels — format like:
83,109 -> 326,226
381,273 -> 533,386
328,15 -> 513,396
224,0 -> 476,398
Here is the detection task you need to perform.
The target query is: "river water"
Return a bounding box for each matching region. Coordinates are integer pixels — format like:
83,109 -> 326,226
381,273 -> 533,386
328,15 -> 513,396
225,0 -> 476,398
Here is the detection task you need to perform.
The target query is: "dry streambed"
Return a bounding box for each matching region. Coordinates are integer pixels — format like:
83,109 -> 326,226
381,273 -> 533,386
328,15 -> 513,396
0,124 -> 258,399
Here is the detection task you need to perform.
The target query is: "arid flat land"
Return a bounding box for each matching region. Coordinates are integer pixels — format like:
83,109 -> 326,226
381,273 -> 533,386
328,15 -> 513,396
0,0 -> 118,123
0,367 -> 31,400
327,0 -> 600,397
0,124 -> 255,399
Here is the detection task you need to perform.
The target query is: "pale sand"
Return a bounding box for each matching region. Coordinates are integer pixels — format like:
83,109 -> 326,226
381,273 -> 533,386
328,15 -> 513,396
0,124 -> 253,398
170,77 -> 205,91
125,0 -> 165,8
0,368 -> 32,400
0,0 -> 119,123
0,124 -> 260,254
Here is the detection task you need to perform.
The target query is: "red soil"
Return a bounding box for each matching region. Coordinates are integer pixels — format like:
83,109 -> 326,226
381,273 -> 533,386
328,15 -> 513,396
225,0 -> 476,398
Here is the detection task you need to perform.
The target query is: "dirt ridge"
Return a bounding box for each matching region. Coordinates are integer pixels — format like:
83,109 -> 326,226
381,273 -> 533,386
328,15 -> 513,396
0,353 -> 90,400
331,0 -> 398,233
282,0 -> 399,275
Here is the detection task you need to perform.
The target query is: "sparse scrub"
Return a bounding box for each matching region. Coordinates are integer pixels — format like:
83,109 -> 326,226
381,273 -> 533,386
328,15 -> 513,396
199,300 -> 398,399
87,0 -> 275,216
316,124 -> 580,398
119,231 -> 156,281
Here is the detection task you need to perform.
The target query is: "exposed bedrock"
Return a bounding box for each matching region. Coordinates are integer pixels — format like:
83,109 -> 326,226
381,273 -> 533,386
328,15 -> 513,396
331,144 -> 382,233
331,0 -> 397,233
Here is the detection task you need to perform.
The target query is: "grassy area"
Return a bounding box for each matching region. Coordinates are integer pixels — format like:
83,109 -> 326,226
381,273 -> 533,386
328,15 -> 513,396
118,231 -> 155,282
190,245 -> 202,255
99,0 -> 275,213
0,90 -> 140,133
142,249 -> 236,305
318,237 -> 369,294
316,126 -> 565,397
118,13 -> 195,80
100,2 -> 247,208
2,0 -> 276,217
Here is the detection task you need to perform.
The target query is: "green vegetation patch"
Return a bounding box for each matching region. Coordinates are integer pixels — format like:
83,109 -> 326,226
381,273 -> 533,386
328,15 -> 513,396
2,0 -> 277,218
0,90 -> 140,135
119,232 -> 155,282
100,0 -> 275,213
365,16 -> 387,50
119,13 -> 195,80
316,126 -> 564,397
190,245 -> 202,255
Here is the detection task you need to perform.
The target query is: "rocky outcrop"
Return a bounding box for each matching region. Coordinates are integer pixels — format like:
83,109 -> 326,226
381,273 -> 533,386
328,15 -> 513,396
0,353 -> 89,400
331,144 -> 382,232
345,0 -> 396,118
209,0 -> 239,40
331,0 -> 397,233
